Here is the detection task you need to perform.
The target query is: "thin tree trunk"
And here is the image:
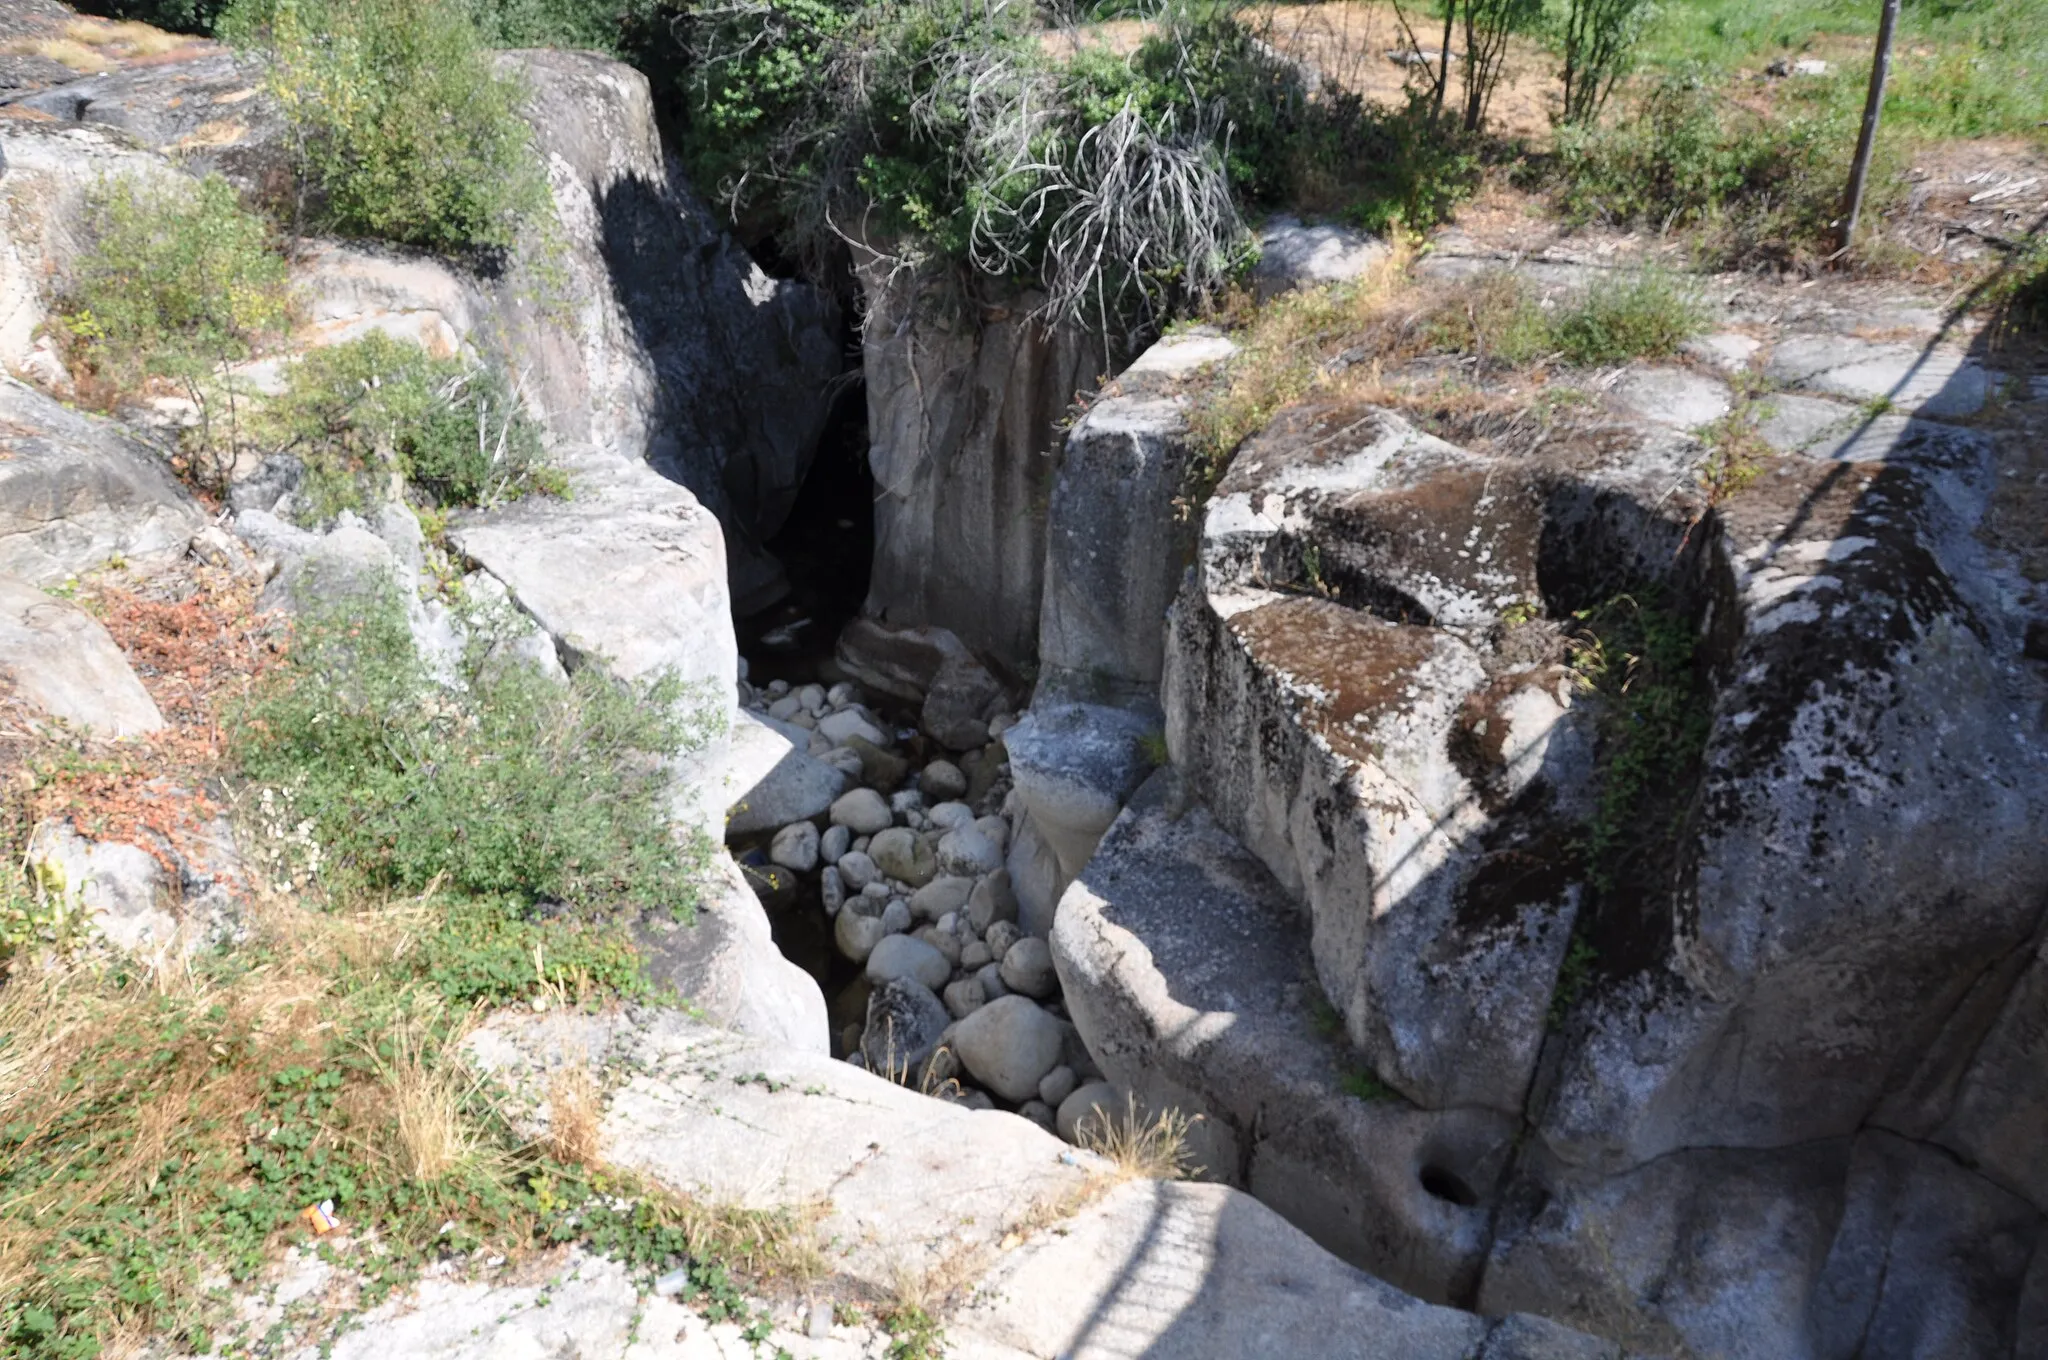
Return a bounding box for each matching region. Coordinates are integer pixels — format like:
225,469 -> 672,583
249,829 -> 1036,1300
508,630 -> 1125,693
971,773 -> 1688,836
1839,0 -> 1902,256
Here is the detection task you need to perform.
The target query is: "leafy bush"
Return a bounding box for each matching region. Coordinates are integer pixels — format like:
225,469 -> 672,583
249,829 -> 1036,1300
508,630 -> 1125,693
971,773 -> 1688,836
1559,0 -> 1655,124
59,173 -> 292,398
66,0 -> 237,32
258,334 -> 559,518
1551,68 -> 1879,266
221,0 -> 552,254
231,586 -> 719,917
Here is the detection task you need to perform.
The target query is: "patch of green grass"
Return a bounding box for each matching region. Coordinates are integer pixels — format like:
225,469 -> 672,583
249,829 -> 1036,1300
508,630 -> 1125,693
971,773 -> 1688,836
230,585 -> 721,919
1339,1068 -> 1396,1102
257,333 -> 560,521
1637,0 -> 2048,143
1427,268 -> 1706,366
58,173 -> 291,405
221,0 -> 552,255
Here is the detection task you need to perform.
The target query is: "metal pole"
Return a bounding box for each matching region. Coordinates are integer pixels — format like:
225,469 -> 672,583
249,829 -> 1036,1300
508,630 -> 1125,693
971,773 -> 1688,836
1839,0 -> 1903,256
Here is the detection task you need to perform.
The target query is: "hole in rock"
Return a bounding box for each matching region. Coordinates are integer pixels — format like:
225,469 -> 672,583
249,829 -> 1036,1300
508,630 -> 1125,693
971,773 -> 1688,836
1418,1164 -> 1480,1207
736,376 -> 873,689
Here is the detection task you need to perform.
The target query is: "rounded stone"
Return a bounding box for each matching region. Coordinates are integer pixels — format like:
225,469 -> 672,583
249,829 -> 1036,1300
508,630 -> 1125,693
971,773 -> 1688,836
909,875 -> 975,923
820,824 -> 851,865
1038,1064 -> 1079,1109
836,850 -> 880,890
820,865 -> 846,916
985,920 -> 1022,961
937,826 -> 1004,878
861,978 -> 950,1077
950,995 -> 1067,1103
999,936 -> 1058,999
867,934 -> 952,991
975,961 -> 1008,1000
1056,1081 -> 1122,1144
927,801 -> 975,831
829,788 -> 892,835
961,939 -> 993,971
967,869 -> 1018,934
914,923 -> 963,968
971,815 -> 1011,855
942,976 -> 987,1020
919,760 -> 968,802
880,898 -> 913,935
869,827 -> 937,887
834,909 -> 889,964
1018,1099 -> 1057,1132
769,820 -> 820,873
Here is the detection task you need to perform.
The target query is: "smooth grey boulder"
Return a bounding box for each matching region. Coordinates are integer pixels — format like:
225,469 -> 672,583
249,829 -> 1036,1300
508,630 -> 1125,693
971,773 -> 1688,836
865,933 -> 952,992
0,575 -> 163,738
1003,701 -> 1158,888
908,875 -> 974,923
25,814 -> 241,956
967,868 -> 1019,934
1037,332 -> 1234,705
867,826 -> 937,887
828,787 -> 893,835
768,821 -> 819,873
1056,1080 -> 1121,1144
0,378 -> 204,587
1252,216 -> 1390,301
936,825 -> 1004,877
951,994 -> 1068,1103
834,907 -> 889,965
997,936 -> 1058,999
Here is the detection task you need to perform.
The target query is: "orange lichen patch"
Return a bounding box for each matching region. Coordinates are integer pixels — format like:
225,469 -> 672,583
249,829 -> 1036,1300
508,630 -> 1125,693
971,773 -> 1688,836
1230,595 -> 1437,763
7,569 -> 281,883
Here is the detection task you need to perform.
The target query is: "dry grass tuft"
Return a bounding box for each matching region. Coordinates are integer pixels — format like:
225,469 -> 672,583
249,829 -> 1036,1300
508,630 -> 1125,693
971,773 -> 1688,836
25,39 -> 111,73
544,1066 -> 604,1168
1075,1095 -> 1203,1182
65,19 -> 189,57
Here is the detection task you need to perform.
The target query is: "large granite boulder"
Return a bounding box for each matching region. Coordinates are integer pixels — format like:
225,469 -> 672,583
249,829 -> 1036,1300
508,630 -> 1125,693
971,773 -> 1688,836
0,379 -> 204,587
854,249 -> 1106,668
0,574 -> 163,738
1128,371 -> 2048,1352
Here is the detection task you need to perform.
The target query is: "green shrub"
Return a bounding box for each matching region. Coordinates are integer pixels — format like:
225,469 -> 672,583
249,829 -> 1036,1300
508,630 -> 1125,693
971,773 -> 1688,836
67,0 -> 237,32
59,173 -> 292,396
1548,271 -> 1706,364
1551,68 -> 1880,267
259,333 -> 558,518
222,0 -> 552,254
231,585 -> 719,917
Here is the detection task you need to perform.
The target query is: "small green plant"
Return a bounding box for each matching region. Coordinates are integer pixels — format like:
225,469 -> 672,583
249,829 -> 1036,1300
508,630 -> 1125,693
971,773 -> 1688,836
1426,269 -> 1705,367
257,333 -> 559,520
1547,935 -> 1600,1028
231,585 -> 720,917
58,173 -> 292,482
879,1303 -> 946,1360
223,0 -> 552,254
1339,1067 -> 1396,1101
1137,730 -> 1170,768
1566,591 -> 1711,895
1548,271 -> 1706,365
